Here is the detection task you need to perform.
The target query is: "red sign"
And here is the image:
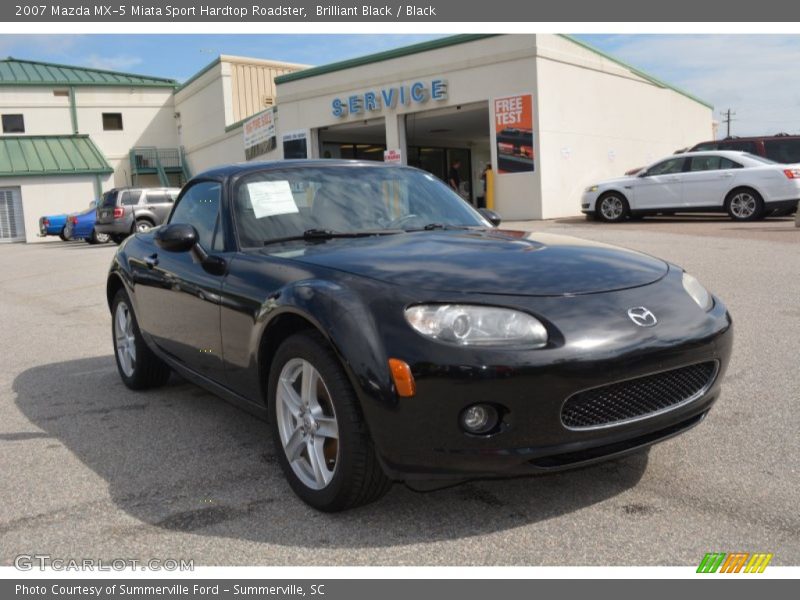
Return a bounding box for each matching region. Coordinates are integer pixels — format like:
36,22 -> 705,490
493,94 -> 535,174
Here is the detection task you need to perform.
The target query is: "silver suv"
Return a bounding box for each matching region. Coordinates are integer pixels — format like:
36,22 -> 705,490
95,187 -> 180,244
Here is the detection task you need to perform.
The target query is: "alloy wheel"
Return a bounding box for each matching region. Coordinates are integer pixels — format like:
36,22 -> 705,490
114,302 -> 137,377
276,358 -> 339,490
600,196 -> 624,220
136,221 -> 152,233
730,193 -> 756,219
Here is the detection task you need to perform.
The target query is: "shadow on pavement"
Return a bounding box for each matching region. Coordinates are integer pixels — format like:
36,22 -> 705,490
13,355 -> 649,549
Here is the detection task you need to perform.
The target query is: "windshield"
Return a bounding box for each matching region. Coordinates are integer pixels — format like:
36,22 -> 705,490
233,165 -> 488,247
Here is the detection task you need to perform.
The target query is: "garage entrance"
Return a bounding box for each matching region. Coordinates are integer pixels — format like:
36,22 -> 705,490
405,102 -> 491,206
0,187 -> 25,242
319,117 -> 386,162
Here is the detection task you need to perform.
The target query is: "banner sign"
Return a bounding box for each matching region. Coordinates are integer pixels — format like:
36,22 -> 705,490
243,107 -> 276,161
493,94 -> 535,174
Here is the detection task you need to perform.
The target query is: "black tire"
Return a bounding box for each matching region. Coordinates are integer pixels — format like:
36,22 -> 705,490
90,228 -> 110,244
725,188 -> 765,221
596,192 -> 630,223
268,330 -> 392,511
58,229 -> 68,241
134,219 -> 154,234
111,289 -> 171,390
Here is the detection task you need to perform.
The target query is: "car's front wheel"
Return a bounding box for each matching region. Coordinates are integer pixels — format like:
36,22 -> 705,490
268,331 -> 392,511
58,228 -> 68,241
596,192 -> 630,223
111,289 -> 171,390
726,188 -> 765,221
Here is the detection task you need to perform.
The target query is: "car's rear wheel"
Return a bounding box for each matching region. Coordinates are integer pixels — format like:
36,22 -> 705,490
268,331 -> 392,511
111,289 -> 171,390
596,192 -> 630,223
90,229 -> 110,244
725,188 -> 765,221
58,228 -> 68,241
134,219 -> 154,234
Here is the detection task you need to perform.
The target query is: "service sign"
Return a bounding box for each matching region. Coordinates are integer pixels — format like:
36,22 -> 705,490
243,107 -> 276,160
493,94 -> 535,174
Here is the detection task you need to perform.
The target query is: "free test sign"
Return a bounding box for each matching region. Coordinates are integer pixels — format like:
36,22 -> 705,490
493,94 -> 535,174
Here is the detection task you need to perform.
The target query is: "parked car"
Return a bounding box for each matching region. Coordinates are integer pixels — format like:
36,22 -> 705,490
106,160 -> 732,511
95,187 -> 180,244
583,151 -> 800,222
690,133 -> 800,163
38,213 -> 70,240
63,200 -> 109,244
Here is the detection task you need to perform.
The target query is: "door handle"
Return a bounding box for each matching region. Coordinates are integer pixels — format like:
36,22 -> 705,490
720,172 -> 734,178
144,254 -> 158,269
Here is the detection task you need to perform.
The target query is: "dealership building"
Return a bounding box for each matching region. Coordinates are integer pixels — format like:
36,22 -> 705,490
0,34 -> 713,243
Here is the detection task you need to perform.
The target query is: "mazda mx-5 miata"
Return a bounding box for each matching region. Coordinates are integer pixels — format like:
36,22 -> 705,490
106,160 -> 733,511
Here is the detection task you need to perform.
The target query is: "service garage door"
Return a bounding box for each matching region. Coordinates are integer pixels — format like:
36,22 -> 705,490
0,187 -> 25,242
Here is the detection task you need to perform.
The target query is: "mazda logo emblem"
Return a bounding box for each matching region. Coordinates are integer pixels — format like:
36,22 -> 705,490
627,307 -> 657,327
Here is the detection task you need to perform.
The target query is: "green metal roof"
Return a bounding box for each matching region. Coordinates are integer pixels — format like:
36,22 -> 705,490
0,135 -> 113,178
274,35 -> 499,84
0,57 -> 177,88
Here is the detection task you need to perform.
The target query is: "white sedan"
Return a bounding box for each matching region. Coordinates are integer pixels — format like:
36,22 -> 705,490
582,151 -> 800,222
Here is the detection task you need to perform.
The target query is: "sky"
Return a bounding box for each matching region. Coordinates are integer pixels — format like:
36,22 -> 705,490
1,33 -> 798,138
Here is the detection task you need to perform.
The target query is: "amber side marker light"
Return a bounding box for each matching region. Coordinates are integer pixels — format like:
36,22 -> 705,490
388,358 -> 416,398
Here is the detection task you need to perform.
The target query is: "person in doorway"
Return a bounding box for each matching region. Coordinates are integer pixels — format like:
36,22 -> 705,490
448,160 -> 462,194
478,164 -> 491,208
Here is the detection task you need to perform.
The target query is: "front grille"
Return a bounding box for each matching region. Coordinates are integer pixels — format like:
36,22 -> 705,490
561,361 -> 718,430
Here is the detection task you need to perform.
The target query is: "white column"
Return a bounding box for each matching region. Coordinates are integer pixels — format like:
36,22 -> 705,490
384,114 -> 408,165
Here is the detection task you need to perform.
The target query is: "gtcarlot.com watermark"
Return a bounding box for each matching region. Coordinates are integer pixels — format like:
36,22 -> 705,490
14,554 -> 194,571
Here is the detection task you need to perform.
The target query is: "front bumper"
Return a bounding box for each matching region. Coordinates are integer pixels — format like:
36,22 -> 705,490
359,270 -> 733,481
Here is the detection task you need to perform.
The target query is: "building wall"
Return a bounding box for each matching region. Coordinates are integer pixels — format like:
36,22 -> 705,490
276,35 -> 542,219
73,87 -> 178,188
0,85 -> 178,189
535,35 -> 713,219
5,176 -> 98,243
228,56 -> 308,123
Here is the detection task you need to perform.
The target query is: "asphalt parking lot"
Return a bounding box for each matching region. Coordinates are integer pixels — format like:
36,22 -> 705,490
1,215 -> 798,566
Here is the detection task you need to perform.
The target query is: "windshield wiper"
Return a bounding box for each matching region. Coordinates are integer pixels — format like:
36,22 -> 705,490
406,223 -> 476,232
264,228 -> 403,246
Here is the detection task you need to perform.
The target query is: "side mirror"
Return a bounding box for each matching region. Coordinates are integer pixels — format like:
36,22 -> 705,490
154,223 -> 197,252
479,208 -> 502,227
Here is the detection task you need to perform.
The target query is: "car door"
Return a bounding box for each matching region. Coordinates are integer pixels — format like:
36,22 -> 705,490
631,156 -> 687,210
681,155 -> 742,208
142,189 -> 173,225
132,180 -> 226,380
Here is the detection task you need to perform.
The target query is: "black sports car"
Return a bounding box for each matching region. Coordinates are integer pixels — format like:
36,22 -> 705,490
106,160 -> 733,511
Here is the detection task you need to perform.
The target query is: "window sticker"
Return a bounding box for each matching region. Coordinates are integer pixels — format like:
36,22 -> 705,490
247,180 -> 299,218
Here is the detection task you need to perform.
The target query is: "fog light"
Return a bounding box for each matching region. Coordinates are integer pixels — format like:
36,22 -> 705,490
460,404 -> 499,434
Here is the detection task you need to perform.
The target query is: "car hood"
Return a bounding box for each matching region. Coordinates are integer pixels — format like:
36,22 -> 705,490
598,175 -> 636,187
267,229 -> 669,296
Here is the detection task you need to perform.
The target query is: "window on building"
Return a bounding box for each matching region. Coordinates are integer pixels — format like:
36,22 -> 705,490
102,113 -> 124,131
2,114 -> 25,133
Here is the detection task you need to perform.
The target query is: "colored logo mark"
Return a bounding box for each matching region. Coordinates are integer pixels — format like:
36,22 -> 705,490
697,552 -> 773,573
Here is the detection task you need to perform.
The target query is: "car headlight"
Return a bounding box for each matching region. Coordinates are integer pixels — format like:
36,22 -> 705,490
585,185 -> 599,192
404,304 -> 548,347
682,272 -> 713,311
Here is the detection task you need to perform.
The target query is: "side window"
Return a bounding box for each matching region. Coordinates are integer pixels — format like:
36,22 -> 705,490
689,156 -> 723,172
120,190 -> 140,206
145,192 -> 169,204
719,157 -> 742,169
721,140 -> 757,154
170,181 -> 222,250
764,139 -> 800,164
646,158 -> 685,176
